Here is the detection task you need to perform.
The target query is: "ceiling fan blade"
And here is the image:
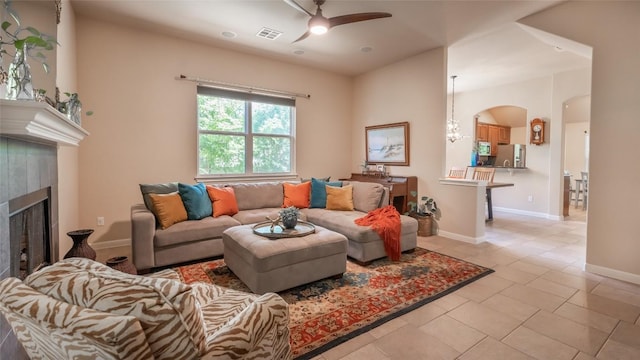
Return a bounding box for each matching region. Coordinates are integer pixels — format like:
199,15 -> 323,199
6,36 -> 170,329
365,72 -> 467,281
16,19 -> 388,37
283,0 -> 313,17
293,30 -> 312,43
328,12 -> 392,28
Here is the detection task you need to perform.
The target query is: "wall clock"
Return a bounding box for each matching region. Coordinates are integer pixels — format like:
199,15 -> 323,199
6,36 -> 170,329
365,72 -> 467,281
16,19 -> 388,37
530,118 -> 545,145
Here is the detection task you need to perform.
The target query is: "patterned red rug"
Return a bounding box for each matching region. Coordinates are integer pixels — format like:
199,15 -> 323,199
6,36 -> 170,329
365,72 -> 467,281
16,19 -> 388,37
174,247 -> 493,359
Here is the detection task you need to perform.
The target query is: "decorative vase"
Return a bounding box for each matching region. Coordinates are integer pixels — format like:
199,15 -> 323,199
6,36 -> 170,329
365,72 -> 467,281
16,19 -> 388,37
6,43 -> 34,100
471,150 -> 478,167
64,229 -> 96,260
66,93 -> 82,125
106,256 -> 137,275
282,217 -> 297,229
0,48 -> 7,99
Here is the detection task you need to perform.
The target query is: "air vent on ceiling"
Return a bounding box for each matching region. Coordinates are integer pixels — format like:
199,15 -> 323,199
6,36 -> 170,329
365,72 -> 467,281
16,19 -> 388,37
256,27 -> 282,40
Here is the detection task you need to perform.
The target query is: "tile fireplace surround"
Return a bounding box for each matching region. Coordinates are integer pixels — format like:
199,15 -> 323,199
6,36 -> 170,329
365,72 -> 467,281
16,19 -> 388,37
0,99 -> 88,357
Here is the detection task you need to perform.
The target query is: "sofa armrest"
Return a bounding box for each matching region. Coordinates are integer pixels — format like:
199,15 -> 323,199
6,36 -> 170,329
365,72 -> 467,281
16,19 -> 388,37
131,204 -> 157,271
380,187 -> 390,208
201,292 -> 291,360
0,277 -> 154,360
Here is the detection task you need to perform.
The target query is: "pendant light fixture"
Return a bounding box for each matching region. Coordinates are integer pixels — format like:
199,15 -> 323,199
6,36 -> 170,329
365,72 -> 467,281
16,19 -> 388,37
447,75 -> 463,143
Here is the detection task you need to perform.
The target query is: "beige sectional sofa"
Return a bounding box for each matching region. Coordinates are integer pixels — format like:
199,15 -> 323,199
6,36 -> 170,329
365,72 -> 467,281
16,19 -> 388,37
131,180 -> 418,273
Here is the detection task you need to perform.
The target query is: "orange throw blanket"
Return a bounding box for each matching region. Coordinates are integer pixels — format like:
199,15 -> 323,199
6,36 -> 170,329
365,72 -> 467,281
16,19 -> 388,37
354,205 -> 402,261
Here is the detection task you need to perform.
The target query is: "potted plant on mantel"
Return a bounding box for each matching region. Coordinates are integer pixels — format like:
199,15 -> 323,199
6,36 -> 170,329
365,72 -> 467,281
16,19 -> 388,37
1,0 -> 58,100
407,191 -> 438,237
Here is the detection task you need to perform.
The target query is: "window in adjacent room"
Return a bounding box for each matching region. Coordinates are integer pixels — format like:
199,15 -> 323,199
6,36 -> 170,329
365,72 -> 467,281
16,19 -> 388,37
197,86 -> 295,178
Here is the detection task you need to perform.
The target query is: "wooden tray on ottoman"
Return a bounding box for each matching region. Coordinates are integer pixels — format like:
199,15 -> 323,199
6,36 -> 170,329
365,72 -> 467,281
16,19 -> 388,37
252,220 -> 315,239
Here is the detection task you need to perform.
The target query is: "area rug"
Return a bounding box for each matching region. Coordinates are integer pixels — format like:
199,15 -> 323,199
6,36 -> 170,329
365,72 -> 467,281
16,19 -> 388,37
174,247 -> 493,359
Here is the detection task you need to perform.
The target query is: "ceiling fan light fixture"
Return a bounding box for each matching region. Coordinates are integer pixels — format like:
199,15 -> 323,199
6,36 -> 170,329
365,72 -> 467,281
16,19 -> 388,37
309,16 -> 329,35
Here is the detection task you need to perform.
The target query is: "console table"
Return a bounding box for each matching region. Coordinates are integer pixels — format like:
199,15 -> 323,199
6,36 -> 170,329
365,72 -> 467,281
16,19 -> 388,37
345,173 -> 417,214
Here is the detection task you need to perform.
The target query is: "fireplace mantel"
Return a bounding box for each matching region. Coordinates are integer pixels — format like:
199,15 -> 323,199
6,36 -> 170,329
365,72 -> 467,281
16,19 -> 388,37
0,99 -> 89,146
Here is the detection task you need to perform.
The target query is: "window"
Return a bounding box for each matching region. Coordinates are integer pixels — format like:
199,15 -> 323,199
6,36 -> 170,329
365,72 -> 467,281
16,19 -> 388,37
197,86 -> 295,178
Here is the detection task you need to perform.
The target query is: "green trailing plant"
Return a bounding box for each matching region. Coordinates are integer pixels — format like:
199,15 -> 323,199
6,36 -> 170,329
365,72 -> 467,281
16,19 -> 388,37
1,0 -> 58,74
406,191 -> 438,217
419,196 -> 438,217
58,92 -> 94,116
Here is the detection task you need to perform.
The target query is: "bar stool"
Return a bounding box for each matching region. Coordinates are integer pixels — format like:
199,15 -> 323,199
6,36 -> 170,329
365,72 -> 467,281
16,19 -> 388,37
447,166 -> 467,179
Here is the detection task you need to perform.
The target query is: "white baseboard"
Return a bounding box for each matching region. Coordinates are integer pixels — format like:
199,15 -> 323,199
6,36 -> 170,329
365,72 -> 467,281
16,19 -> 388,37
493,207 -> 562,220
585,263 -> 640,285
91,238 -> 131,250
438,230 -> 486,244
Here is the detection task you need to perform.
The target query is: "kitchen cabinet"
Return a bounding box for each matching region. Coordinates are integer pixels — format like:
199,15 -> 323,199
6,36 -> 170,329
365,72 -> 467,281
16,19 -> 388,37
498,126 -> 510,144
477,122 -> 511,156
476,123 -> 489,141
488,126 -> 500,155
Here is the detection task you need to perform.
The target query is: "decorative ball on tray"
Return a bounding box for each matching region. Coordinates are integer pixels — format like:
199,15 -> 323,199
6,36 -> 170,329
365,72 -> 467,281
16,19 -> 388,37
279,206 -> 300,229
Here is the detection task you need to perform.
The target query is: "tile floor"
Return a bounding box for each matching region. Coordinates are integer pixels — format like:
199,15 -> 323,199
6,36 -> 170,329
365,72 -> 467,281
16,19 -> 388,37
96,209 -> 640,360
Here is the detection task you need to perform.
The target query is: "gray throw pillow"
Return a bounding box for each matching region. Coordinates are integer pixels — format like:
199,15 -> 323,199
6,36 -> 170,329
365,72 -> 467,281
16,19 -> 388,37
351,181 -> 385,213
139,182 -> 179,212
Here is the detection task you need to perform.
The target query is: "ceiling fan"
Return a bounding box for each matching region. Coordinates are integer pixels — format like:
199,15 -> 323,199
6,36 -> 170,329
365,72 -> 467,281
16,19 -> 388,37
284,0 -> 392,43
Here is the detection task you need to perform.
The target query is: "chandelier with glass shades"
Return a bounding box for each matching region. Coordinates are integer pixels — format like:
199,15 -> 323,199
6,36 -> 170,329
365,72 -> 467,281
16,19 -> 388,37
447,75 -> 463,143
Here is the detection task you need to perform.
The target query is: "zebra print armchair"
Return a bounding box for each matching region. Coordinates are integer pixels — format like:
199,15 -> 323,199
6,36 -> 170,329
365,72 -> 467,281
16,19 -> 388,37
0,258 -> 291,360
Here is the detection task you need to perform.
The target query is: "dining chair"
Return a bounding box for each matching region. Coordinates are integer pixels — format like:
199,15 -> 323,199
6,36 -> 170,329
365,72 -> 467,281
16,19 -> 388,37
472,167 -> 495,183
581,171 -> 588,210
447,166 -> 468,179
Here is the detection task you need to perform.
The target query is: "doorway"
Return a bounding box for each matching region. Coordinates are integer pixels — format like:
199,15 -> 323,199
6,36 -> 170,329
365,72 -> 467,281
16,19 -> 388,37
563,95 -> 591,222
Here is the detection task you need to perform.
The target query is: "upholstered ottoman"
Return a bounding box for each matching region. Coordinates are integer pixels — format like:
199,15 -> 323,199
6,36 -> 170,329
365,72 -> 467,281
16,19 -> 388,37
222,224 -> 348,294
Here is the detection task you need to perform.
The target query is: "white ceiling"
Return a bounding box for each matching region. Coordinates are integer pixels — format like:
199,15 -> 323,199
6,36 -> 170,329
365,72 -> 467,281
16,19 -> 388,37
70,0 -> 592,93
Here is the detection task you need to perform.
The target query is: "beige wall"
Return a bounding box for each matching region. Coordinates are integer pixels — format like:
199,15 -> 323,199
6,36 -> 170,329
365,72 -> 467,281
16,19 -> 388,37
56,0 -> 79,257
75,17 -> 353,244
522,1 -> 640,282
352,48 -> 486,239
447,77 -> 554,215
446,68 -> 591,218
352,49 -> 447,195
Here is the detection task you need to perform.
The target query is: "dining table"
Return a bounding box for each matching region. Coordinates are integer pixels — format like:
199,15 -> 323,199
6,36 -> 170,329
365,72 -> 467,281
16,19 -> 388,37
486,182 -> 514,221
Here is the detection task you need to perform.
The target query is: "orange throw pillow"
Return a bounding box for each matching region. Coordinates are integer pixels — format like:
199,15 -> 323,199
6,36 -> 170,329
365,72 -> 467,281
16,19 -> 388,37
283,182 -> 311,208
207,186 -> 239,217
149,192 -> 188,229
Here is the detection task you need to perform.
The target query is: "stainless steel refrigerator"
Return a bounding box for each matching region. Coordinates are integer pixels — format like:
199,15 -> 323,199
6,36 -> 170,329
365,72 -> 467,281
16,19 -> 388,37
496,144 -> 526,168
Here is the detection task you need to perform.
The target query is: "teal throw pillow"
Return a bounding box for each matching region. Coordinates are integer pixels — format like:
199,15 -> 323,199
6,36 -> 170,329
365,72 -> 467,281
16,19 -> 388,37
178,183 -> 212,220
310,178 -> 342,208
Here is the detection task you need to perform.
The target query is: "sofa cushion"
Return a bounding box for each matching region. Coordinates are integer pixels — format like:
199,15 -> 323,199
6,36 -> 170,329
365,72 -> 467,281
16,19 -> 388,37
154,216 -> 241,247
232,182 -> 284,210
283,181 -> 311,208
352,181 -> 385,213
149,192 -> 188,229
326,184 -> 354,211
304,209 -> 418,244
207,185 -> 239,217
139,182 -> 178,213
178,183 -> 213,220
232,208 -> 280,225
25,258 -> 207,360
301,176 -> 330,183
310,178 -> 343,208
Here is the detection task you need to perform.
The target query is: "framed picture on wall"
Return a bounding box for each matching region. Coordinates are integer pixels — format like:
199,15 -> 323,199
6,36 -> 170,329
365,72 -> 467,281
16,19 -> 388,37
365,122 -> 410,166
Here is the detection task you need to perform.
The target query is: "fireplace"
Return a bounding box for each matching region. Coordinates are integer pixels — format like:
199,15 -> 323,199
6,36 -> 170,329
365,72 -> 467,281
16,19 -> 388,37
1,99 -> 88,359
9,188 -> 52,279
